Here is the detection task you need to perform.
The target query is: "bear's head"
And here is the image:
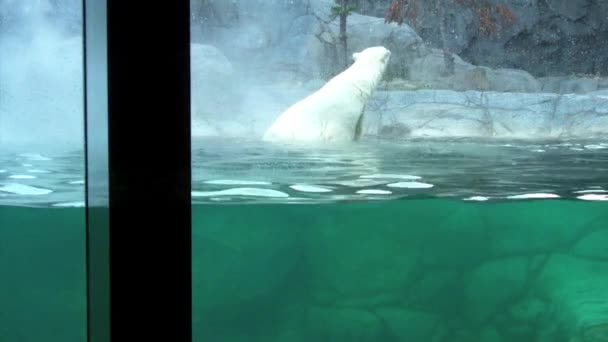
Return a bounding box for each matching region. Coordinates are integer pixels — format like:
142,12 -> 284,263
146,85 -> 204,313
346,46 -> 391,97
352,46 -> 391,67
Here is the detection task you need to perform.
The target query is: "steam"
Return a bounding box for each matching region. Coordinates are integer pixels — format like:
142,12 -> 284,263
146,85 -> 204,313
0,0 -> 83,147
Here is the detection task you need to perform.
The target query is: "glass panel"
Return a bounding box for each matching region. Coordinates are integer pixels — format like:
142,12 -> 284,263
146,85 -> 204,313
0,0 -> 86,341
191,1 -> 608,341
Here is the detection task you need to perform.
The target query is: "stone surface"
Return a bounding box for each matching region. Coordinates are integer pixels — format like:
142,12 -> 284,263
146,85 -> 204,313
190,44 -> 245,136
376,307 -> 440,341
479,201 -> 608,255
540,76 -> 601,94
351,0 -> 608,77
572,229 -> 608,260
535,254 -> 608,340
365,89 -> 608,139
192,206 -> 304,326
193,85 -> 608,139
307,307 -> 383,341
463,256 -> 531,325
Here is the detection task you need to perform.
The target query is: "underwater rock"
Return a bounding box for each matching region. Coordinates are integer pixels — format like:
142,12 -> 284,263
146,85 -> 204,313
534,254 -> 608,342
572,229 -> 608,260
375,307 -> 440,341
463,256 -> 531,325
306,307 -> 383,341
191,206 -> 304,330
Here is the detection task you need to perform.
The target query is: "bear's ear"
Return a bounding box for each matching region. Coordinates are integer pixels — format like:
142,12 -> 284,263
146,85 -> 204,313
352,52 -> 360,61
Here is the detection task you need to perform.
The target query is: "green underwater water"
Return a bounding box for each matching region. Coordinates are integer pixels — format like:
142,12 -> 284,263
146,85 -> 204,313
1,199 -> 607,342
0,206 -> 86,342
192,199 -> 608,342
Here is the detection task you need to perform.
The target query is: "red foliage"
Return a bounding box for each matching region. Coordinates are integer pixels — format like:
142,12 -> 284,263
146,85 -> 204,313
385,0 -> 406,25
476,6 -> 496,35
496,4 -> 516,25
384,0 -> 517,37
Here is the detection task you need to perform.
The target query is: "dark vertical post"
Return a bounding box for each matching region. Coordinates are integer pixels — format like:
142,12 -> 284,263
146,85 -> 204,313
84,0 -> 192,341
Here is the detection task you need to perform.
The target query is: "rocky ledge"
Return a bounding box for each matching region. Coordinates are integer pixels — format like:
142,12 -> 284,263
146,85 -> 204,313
365,89 -> 608,140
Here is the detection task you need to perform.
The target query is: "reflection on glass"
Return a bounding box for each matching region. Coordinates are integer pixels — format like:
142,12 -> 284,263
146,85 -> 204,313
191,1 -> 608,341
0,0 -> 86,341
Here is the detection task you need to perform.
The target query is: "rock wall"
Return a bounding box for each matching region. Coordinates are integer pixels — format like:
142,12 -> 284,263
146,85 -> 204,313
350,0 -> 608,77
365,89 -> 608,139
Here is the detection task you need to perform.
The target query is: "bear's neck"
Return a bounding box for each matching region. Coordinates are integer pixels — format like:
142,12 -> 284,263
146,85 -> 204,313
345,62 -> 385,98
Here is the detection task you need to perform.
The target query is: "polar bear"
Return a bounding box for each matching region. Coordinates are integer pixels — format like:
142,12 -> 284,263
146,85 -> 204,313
263,46 -> 391,143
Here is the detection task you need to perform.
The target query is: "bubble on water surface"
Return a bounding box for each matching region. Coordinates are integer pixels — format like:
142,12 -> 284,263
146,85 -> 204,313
506,193 -> 560,199
19,153 -> 52,161
585,145 -> 608,150
331,179 -> 388,187
360,174 -> 422,180
204,179 -> 272,185
464,196 -> 489,201
52,201 -> 85,207
9,175 -> 36,179
290,184 -> 332,193
574,189 -> 608,194
27,169 -> 51,173
192,188 -> 289,198
577,194 -> 608,201
356,189 -> 392,195
387,181 -> 434,189
0,183 -> 53,195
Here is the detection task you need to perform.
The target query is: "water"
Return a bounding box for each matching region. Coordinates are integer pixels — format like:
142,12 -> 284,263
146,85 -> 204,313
2,138 -> 608,341
0,206 -> 86,342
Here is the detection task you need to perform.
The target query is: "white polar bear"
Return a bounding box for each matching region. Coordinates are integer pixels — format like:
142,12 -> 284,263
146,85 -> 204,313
263,46 -> 391,143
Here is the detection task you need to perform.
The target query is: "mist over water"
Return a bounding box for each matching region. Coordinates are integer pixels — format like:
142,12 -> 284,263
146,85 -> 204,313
0,0 -> 83,147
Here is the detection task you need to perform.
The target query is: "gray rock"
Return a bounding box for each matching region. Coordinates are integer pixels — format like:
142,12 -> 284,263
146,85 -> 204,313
546,0 -> 591,21
190,43 -> 244,134
324,13 -> 425,78
409,48 -> 474,88
485,68 -> 541,93
540,76 -> 600,94
366,90 -> 608,140
351,0 -> 608,77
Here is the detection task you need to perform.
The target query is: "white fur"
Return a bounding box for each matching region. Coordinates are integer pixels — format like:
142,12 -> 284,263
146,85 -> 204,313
263,46 -> 391,143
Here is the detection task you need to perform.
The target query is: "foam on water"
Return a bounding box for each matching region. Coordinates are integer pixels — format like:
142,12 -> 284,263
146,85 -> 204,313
0,183 -> 53,195
290,185 -> 332,193
52,201 -> 85,207
27,169 -> 51,173
192,188 -> 289,198
577,194 -> 608,201
9,175 -> 36,179
387,181 -> 434,189
356,189 -> 392,195
464,196 -> 490,201
19,153 -> 52,161
360,174 -> 422,180
506,193 -> 560,199
204,179 -> 272,185
574,189 -> 608,194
